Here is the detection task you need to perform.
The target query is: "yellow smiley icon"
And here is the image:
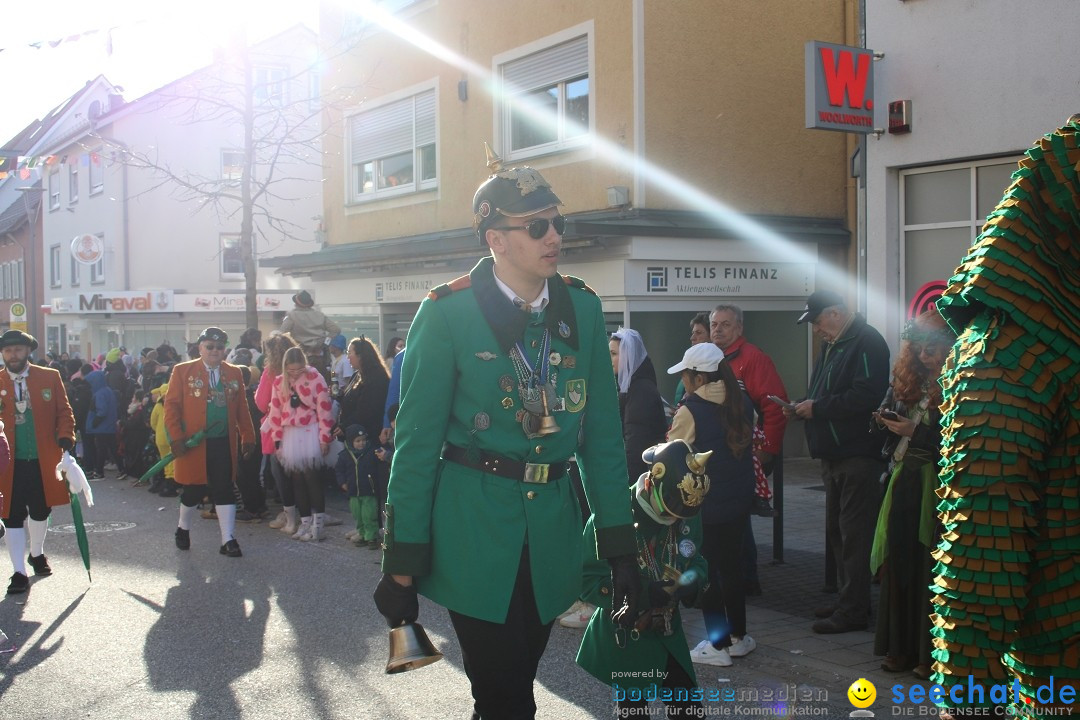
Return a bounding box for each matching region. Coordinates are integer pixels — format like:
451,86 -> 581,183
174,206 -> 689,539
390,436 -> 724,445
847,678 -> 877,708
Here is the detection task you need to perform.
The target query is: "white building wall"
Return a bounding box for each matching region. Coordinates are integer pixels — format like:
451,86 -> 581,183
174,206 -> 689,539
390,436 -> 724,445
864,0 -> 1079,344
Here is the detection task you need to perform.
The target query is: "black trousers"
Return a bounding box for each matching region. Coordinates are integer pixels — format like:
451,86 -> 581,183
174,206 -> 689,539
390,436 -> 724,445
448,549 -> 553,720
180,437 -> 236,507
822,455 -> 884,624
92,434 -> 117,475
615,653 -> 703,718
699,515 -> 748,648
3,460 -> 50,527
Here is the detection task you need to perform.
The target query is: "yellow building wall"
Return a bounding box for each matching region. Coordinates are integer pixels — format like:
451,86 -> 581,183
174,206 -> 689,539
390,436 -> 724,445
321,0 -> 851,245
642,0 -> 849,217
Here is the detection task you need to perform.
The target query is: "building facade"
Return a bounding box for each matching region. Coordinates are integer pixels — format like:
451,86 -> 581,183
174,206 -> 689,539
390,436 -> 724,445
862,0 -> 1079,344
268,0 -> 859,453
29,26 -> 322,359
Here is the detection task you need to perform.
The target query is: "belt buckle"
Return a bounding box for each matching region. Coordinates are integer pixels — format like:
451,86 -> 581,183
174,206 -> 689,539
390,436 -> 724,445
523,463 -> 549,484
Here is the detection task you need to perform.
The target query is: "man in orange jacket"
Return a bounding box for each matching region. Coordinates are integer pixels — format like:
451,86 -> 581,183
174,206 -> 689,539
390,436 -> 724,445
0,330 -> 76,594
164,327 -> 255,558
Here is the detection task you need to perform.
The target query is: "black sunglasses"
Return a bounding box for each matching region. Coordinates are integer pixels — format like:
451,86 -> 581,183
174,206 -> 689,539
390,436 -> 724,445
495,215 -> 566,239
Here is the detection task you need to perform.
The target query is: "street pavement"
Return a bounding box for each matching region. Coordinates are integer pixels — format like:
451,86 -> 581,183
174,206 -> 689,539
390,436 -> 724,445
0,460 -> 938,719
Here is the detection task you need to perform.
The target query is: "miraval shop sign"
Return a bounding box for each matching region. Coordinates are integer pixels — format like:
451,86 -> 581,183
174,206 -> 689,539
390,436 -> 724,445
52,291 -> 174,313
628,262 -> 813,298
805,40 -> 876,133
173,293 -> 295,312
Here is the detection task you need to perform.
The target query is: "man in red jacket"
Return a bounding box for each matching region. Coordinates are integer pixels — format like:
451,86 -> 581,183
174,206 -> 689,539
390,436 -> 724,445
711,304 -> 788,514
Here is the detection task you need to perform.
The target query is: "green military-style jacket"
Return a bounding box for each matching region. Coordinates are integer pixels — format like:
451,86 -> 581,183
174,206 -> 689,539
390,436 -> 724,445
382,256 -> 636,624
575,509 -> 706,691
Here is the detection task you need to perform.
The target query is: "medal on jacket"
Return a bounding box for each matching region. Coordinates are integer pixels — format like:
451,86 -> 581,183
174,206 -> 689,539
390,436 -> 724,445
511,330 -> 560,438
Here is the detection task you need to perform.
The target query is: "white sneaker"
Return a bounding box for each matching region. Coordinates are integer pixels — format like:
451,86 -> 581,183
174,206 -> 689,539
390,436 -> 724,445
344,530 -> 360,541
559,603 -> 595,629
559,599 -> 588,619
690,639 -> 733,667
728,634 -> 757,657
268,511 -> 288,529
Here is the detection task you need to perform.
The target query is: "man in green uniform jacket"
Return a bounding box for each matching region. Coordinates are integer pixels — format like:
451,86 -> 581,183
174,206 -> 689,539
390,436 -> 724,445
374,156 -> 640,719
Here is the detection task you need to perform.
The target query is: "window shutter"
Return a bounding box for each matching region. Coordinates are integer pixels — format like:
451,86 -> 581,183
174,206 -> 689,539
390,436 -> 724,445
351,96 -> 415,163
502,35 -> 588,93
415,90 -> 435,147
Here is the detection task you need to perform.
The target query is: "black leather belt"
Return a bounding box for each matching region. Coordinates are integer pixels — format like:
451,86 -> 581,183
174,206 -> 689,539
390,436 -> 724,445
442,443 -> 567,484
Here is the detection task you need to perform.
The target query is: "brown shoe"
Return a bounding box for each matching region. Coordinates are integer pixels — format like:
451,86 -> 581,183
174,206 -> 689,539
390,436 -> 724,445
912,664 -> 932,681
881,655 -> 911,673
813,604 -> 838,619
812,616 -> 867,634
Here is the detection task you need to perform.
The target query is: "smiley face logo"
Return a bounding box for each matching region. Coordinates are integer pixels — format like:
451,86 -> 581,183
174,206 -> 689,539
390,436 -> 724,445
847,678 -> 877,708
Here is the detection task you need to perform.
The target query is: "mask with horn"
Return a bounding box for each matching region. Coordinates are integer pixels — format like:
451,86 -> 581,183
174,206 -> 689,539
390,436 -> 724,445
634,440 -> 712,526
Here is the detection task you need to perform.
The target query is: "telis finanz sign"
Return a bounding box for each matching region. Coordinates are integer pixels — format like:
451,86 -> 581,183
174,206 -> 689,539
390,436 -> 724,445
629,262 -> 813,298
805,40 -> 876,133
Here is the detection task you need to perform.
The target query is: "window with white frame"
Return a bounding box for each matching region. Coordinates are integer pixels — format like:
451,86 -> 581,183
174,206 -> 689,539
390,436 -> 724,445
253,66 -> 287,105
900,158 -> 1020,304
499,32 -> 590,159
90,235 -> 105,284
50,245 -> 61,287
348,87 -> 436,202
2,263 -> 10,299
221,234 -> 244,278
69,163 -> 79,203
15,259 -> 22,298
222,150 -> 244,184
48,171 -> 60,210
71,253 -> 80,286
89,151 -> 104,194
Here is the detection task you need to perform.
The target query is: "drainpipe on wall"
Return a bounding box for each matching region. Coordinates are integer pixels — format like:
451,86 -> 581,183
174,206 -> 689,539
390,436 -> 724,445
632,0 -> 645,209
856,0 -> 868,315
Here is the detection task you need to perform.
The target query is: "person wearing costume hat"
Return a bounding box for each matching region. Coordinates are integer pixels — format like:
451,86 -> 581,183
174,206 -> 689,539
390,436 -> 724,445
0,330 -> 76,594
373,147 -> 640,719
163,327 -> 256,558
278,290 -> 340,384
576,439 -> 712,718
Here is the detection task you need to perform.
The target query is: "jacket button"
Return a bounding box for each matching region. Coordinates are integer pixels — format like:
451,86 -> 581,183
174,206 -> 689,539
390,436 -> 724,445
534,445 -> 543,454
526,491 -> 537,500
600,586 -> 610,595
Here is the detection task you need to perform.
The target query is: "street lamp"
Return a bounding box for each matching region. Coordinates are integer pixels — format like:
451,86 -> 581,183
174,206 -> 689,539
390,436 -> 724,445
15,185 -> 43,344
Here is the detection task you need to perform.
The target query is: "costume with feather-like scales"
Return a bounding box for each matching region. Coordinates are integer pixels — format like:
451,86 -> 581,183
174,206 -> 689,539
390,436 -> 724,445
931,117 -> 1080,716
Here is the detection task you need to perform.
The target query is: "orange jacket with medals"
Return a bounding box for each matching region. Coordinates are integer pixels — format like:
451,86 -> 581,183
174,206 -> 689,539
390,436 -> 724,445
163,359 -> 255,486
0,365 -> 76,508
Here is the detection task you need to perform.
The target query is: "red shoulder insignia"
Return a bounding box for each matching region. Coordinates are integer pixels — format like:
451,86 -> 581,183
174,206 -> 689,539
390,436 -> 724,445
428,274 -> 472,300
562,274 -> 596,295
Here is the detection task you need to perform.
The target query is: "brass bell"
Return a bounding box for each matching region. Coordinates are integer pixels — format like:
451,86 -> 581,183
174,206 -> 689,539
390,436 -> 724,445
536,390 -> 560,436
385,622 -> 444,674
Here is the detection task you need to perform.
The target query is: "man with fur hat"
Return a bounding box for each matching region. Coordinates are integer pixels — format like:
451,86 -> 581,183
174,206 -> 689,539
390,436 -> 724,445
374,149 -> 639,718
0,330 -> 76,594
163,327 -> 256,558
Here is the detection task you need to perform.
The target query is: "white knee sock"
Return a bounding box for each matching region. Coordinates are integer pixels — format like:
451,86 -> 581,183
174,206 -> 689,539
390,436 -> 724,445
5,528 -> 27,575
216,504 -> 236,543
27,518 -> 49,557
178,503 -> 198,531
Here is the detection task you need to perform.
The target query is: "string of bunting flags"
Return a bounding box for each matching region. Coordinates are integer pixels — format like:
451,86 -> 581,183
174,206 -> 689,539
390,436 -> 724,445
0,151 -> 108,181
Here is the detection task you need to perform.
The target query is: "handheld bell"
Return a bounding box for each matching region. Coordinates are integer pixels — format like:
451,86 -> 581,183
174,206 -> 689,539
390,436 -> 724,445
386,622 -> 444,674
536,388 -> 560,436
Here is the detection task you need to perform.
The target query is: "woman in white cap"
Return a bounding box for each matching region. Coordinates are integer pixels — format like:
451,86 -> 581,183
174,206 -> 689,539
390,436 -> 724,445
666,342 -> 757,668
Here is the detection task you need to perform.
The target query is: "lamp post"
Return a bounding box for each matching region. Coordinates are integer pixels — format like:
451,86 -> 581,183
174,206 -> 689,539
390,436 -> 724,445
15,185 -> 43,344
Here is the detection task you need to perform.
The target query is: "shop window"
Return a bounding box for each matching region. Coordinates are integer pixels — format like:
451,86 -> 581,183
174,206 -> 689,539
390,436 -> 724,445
498,31 -> 590,159
347,86 -> 436,202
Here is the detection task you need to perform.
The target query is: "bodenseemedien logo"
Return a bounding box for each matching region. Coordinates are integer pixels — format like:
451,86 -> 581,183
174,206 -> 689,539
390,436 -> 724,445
848,678 -> 877,717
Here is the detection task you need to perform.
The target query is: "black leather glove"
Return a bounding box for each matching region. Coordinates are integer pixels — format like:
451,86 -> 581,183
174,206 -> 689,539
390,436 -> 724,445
58,437 -> 74,453
373,575 -> 419,628
608,554 -> 641,628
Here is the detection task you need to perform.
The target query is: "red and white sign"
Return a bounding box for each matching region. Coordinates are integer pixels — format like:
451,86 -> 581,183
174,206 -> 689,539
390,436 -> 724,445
71,234 -> 105,265
805,41 -> 876,133
172,292 -> 294,312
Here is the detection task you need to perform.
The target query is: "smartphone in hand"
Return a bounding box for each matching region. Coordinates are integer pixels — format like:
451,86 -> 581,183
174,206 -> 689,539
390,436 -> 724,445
878,409 -> 900,421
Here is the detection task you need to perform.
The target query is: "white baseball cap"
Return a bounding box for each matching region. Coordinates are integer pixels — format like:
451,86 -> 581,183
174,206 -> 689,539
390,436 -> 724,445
667,343 -> 726,374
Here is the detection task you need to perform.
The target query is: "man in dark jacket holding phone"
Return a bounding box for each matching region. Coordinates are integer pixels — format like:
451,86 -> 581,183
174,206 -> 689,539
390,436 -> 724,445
787,290 -> 889,634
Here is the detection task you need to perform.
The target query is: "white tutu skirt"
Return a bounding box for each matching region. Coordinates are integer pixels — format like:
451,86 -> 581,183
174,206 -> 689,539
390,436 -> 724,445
277,424 -> 323,473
